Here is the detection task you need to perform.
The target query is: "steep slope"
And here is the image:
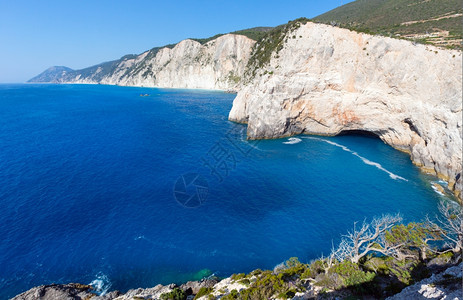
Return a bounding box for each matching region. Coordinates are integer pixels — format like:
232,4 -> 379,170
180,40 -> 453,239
229,21 -> 462,199
29,34 -> 255,90
314,0 -> 463,49
27,27 -> 273,89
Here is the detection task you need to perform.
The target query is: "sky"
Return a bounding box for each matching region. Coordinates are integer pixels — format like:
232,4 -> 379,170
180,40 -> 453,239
0,0 -> 353,83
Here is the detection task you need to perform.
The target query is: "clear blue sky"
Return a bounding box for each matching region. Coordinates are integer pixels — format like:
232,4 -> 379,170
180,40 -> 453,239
0,0 -> 352,83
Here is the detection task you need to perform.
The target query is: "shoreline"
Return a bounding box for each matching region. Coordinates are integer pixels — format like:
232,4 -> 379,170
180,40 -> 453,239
23,82 -> 235,93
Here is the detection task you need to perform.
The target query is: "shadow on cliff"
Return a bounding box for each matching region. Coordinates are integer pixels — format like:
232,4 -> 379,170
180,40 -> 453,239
313,258 -> 458,299
337,129 -> 382,139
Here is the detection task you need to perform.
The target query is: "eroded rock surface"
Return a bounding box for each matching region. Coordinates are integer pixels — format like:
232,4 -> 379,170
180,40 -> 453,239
386,263 -> 462,300
11,283 -> 96,300
36,34 -> 255,91
229,22 -> 463,199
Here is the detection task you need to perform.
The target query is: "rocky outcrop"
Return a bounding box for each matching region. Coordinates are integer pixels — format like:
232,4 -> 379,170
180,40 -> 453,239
10,279 -> 219,300
229,22 -> 463,199
11,283 -> 96,300
11,262 -> 463,299
111,279 -> 218,300
386,262 -> 462,300
30,34 -> 255,91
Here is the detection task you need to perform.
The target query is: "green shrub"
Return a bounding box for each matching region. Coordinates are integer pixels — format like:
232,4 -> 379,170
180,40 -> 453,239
314,272 -> 343,289
274,257 -> 308,281
385,222 -> 442,261
231,273 -> 246,281
379,256 -> 427,285
160,287 -> 187,300
277,288 -> 296,299
364,256 -> 389,273
330,261 -> 360,277
390,268 -> 412,285
301,259 -> 325,279
220,289 -> 238,300
250,269 -> 263,276
245,18 -> 310,77
239,270 -> 287,300
194,287 -> 213,299
343,269 -> 375,287
315,261 -> 376,289
227,73 -> 241,84
436,251 -> 454,261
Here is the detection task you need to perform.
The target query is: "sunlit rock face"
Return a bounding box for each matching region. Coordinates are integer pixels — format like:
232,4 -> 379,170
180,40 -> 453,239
57,34 -> 255,91
229,22 -> 462,199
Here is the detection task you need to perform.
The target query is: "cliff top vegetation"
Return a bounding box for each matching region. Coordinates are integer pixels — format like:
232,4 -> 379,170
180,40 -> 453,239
313,0 -> 462,49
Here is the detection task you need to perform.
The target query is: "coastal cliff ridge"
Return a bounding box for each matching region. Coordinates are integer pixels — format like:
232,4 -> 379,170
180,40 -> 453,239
229,21 -> 462,200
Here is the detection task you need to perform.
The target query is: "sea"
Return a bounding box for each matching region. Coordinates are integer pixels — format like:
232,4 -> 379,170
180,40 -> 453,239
0,84 -> 451,298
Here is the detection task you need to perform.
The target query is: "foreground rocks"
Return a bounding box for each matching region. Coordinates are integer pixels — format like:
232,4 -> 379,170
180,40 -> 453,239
12,261 -> 462,299
387,262 -> 462,300
11,279 -> 219,300
229,21 -> 462,200
11,283 -> 95,300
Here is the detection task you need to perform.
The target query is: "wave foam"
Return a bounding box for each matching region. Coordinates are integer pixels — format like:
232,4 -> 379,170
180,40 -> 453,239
431,186 -> 444,196
431,182 -> 445,196
283,137 -> 302,144
304,137 -> 407,181
89,272 -> 112,296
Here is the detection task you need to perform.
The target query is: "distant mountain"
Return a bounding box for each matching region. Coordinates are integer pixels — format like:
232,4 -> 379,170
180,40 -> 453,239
313,0 -> 462,49
28,66 -> 74,83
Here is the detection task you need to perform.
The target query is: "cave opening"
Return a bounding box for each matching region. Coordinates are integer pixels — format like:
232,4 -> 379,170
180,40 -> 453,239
337,129 -> 381,139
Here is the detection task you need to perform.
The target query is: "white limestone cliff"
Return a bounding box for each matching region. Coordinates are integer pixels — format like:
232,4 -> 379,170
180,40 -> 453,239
229,22 -> 463,199
62,34 -> 255,90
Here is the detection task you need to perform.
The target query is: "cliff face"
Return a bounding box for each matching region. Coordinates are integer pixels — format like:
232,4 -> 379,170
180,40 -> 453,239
30,34 -> 255,90
229,22 -> 463,199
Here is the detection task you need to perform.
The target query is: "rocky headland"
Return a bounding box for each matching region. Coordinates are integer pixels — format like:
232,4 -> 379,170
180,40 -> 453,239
229,21 -> 462,200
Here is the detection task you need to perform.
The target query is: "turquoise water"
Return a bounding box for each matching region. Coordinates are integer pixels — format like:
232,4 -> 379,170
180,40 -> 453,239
0,84 -> 448,298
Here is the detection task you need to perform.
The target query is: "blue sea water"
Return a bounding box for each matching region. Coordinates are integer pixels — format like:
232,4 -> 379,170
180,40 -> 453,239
0,84 -> 450,298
